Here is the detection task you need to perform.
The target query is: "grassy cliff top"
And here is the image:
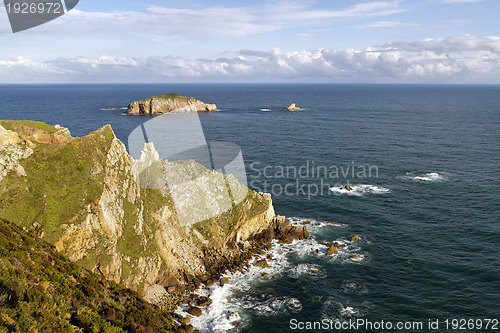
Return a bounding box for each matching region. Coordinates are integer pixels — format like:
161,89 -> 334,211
139,93 -> 197,102
0,218 -> 180,333
0,120 -> 59,133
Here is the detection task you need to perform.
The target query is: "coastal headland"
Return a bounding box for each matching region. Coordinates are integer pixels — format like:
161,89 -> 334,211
0,120 -> 309,332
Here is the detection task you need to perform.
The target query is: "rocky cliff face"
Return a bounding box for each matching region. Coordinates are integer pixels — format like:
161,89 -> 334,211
0,121 -> 307,310
127,93 -> 217,115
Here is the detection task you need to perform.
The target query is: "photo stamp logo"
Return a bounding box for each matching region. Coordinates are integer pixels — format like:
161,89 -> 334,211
3,0 -> 79,33
128,111 -> 248,227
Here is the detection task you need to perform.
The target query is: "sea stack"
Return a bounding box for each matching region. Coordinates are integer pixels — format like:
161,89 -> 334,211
126,93 -> 217,115
283,103 -> 301,111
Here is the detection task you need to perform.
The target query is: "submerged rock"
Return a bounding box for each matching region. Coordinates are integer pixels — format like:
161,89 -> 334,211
341,184 -> 353,191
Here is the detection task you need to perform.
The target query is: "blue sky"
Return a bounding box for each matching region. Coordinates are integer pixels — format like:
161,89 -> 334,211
1,0 -> 499,83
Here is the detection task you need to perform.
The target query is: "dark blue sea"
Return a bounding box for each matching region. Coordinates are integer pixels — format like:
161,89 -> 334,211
1,84 -> 499,332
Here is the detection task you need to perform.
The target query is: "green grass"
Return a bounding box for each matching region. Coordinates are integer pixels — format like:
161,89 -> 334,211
139,93 -> 196,102
0,126 -> 114,243
0,120 -> 59,133
0,218 -> 180,333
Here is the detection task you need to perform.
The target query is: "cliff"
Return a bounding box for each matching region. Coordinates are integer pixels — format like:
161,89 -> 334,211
127,93 -> 217,115
0,120 -> 307,312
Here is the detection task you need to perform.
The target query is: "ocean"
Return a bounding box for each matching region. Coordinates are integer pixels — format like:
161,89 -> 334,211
1,84 -> 499,332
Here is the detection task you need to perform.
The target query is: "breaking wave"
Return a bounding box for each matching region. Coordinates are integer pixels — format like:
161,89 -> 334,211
330,184 -> 390,196
398,172 -> 446,182
175,217 -> 368,332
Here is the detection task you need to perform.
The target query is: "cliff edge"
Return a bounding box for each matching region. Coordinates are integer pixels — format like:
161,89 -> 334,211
127,93 -> 217,115
0,120 -> 308,312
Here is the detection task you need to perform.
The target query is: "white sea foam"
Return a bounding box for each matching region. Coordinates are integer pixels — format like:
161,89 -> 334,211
177,218 -> 368,332
340,280 -> 368,295
99,107 -> 127,111
340,306 -> 360,317
412,172 -> 444,182
330,184 -> 390,196
289,217 -> 348,229
399,171 -> 445,182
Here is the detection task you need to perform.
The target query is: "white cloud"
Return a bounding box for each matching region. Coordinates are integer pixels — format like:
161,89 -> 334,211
1,35 -> 499,83
270,1 -> 406,21
353,21 -> 419,29
23,6 -> 282,38
442,0 -> 483,3
21,0 -> 406,39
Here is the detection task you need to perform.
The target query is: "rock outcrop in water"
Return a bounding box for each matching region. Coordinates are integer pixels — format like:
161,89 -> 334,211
0,120 -> 308,313
283,103 -> 301,111
127,93 -> 217,115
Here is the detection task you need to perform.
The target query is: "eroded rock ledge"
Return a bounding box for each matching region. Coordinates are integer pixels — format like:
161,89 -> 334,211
127,93 -> 217,115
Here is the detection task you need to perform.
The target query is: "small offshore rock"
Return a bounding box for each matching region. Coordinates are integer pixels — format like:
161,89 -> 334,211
327,246 -> 338,256
227,311 -> 239,322
351,235 -> 360,243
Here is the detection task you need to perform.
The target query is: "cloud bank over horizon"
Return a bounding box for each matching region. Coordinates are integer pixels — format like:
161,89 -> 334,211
1,35 -> 499,84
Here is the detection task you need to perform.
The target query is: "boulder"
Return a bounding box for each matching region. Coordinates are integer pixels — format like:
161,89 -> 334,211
326,246 -> 338,256
179,315 -> 191,325
187,306 -> 203,317
351,235 -> 360,243
220,277 -> 229,286
0,125 -> 21,146
254,259 -> 270,268
287,225 -> 310,240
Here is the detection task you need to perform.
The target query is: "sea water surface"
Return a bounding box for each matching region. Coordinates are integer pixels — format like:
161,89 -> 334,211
1,84 -> 499,332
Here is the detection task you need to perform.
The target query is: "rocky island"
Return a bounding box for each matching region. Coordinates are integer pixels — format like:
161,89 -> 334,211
0,120 -> 309,332
126,93 -> 217,115
283,103 -> 301,111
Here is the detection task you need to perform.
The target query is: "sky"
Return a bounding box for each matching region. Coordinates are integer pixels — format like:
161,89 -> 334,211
0,0 -> 499,83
